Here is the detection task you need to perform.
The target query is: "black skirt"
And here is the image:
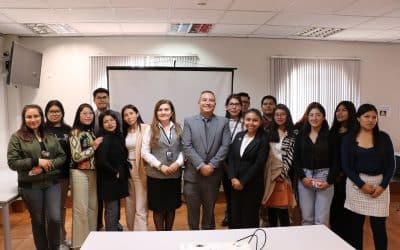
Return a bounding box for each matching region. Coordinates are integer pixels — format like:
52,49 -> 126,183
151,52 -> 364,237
147,176 -> 182,212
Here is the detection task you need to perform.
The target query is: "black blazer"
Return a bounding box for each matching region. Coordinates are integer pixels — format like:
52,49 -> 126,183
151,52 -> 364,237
227,130 -> 269,187
95,133 -> 131,201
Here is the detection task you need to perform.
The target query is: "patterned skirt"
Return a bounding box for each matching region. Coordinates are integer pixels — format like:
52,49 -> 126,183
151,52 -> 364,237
344,173 -> 390,217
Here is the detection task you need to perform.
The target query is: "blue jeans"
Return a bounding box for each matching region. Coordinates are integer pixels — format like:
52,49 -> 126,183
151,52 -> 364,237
20,183 -> 61,250
104,200 -> 119,231
298,168 -> 334,226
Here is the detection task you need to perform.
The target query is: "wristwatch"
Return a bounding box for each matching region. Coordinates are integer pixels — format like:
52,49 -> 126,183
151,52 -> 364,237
156,163 -> 162,171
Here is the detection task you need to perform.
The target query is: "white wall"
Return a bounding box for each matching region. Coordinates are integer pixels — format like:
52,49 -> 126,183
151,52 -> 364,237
9,36 -> 400,150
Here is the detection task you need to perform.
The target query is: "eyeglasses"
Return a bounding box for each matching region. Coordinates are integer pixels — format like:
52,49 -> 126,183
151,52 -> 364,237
81,112 -> 94,116
48,110 -> 61,115
274,113 -> 287,117
228,103 -> 241,107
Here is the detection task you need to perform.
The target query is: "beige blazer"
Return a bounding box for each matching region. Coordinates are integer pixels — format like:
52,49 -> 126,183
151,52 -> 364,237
132,123 -> 149,188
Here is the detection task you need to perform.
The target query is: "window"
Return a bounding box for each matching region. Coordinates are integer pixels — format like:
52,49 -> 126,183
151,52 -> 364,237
271,57 -> 360,124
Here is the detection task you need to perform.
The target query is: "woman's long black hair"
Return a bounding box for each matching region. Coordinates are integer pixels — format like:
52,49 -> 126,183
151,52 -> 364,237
269,104 -> 295,142
330,101 -> 356,135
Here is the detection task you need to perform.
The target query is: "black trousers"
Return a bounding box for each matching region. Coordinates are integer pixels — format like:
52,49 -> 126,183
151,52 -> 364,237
349,210 -> 387,250
329,176 -> 351,244
221,168 -> 232,223
230,181 -> 263,229
267,208 -> 290,227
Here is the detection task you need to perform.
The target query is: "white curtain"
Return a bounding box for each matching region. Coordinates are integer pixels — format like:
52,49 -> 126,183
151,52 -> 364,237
271,57 -> 360,124
89,55 -> 199,91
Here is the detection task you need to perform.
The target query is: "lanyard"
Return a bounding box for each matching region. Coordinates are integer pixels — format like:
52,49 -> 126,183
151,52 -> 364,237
160,126 -> 172,145
231,119 -> 240,140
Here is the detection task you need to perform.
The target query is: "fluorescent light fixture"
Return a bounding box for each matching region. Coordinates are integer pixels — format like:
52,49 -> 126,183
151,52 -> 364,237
170,23 -> 192,33
24,23 -> 78,35
170,23 -> 213,34
296,27 -> 344,38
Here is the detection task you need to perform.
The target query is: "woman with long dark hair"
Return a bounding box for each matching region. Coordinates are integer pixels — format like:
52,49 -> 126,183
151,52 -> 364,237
227,109 -> 269,228
294,102 -> 335,226
262,104 -> 297,227
328,101 -> 356,243
8,104 -> 66,250
69,103 -> 103,249
142,99 -> 184,230
122,104 -> 149,231
44,100 -> 72,248
341,104 -> 394,250
96,110 -> 131,231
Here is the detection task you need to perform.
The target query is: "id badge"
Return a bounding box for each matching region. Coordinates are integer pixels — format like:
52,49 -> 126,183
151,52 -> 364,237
166,151 -> 174,161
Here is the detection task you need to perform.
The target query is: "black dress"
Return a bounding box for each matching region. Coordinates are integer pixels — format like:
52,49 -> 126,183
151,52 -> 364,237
95,133 -> 131,201
227,130 -> 269,228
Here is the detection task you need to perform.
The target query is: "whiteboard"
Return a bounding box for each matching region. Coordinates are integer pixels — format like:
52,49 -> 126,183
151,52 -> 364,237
107,67 -> 234,124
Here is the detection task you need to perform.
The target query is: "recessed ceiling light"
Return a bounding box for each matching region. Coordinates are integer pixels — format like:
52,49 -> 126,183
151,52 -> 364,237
296,27 -> 344,38
170,23 -> 213,34
24,23 -> 78,35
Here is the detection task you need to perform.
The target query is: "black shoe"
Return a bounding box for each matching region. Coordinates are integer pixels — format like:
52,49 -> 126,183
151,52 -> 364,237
221,216 -> 229,227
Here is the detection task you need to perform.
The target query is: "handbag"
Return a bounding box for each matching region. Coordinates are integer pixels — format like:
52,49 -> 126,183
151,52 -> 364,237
265,181 -> 294,208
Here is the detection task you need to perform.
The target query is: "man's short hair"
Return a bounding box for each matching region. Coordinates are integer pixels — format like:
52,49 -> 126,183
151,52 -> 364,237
93,88 -> 109,98
237,92 -> 250,100
261,95 -> 277,105
200,90 -> 215,98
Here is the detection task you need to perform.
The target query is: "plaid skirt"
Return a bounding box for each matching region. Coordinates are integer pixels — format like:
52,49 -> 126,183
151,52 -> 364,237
344,173 -> 390,217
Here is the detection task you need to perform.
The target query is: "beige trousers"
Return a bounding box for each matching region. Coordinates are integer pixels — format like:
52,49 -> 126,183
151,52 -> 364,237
125,161 -> 148,231
70,169 -> 98,248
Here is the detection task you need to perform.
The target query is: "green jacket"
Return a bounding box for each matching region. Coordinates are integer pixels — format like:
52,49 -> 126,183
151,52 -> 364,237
7,132 -> 66,188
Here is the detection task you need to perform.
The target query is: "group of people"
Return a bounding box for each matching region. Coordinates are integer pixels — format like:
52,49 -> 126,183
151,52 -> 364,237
7,88 -> 394,250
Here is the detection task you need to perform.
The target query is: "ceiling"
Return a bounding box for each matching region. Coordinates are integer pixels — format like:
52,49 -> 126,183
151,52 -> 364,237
1,0 -> 400,43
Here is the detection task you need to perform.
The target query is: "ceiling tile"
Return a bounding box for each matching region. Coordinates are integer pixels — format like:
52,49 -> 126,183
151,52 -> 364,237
109,0 -> 171,8
0,9 -> 64,23
47,0 -> 109,8
328,29 -> 381,39
355,17 -> 400,29
70,23 -> 121,33
337,0 -> 400,17
55,8 -> 117,22
371,29 -> 400,40
170,9 -> 224,23
219,11 -> 275,25
173,0 -> 232,10
384,8 -> 400,17
0,0 -> 48,8
230,0 -> 293,12
0,23 -> 34,35
254,25 -> 306,36
210,24 -> 259,34
114,8 -> 169,22
0,12 -> 14,23
268,13 -> 371,28
284,0 -> 355,14
120,23 -> 168,33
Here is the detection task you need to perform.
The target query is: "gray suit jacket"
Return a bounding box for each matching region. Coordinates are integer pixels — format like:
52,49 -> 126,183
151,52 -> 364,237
182,114 -> 231,183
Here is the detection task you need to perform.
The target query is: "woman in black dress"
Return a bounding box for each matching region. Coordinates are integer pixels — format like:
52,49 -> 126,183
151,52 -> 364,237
328,101 -> 356,243
227,109 -> 269,228
96,110 -> 131,231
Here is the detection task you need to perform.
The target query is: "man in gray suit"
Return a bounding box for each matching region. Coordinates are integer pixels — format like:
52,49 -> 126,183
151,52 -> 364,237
182,90 -> 231,230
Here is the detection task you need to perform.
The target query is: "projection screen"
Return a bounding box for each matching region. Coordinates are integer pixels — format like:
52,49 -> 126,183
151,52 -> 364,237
107,67 -> 235,124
